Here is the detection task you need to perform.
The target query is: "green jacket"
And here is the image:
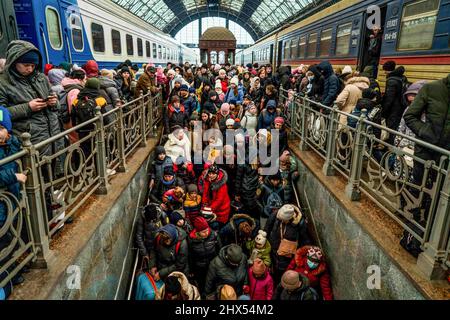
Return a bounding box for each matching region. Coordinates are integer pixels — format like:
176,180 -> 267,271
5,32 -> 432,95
0,40 -> 64,157
246,240 -> 272,267
404,74 -> 450,150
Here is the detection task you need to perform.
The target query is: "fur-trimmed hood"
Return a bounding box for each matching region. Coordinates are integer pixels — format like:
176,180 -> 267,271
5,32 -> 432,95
229,213 -> 256,231
167,271 -> 201,300
294,246 -> 327,276
202,168 -> 228,191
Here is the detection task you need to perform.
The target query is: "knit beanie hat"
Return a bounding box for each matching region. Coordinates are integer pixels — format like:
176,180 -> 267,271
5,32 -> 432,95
226,118 -> 235,127
165,275 -> 181,295
187,184 -> 198,194
48,68 -> 67,85
174,78 -> 183,85
281,270 -> 301,290
143,203 -> 161,221
382,60 -> 396,72
192,216 -> 209,232
16,50 -> 40,65
274,117 -> 285,125
163,165 -> 174,176
85,78 -> 100,90
180,84 -> 189,92
230,77 -> 239,86
255,230 -> 267,247
169,210 -> 184,225
342,65 -> 353,74
220,285 -> 237,300
155,146 -> 166,156
277,204 -> 296,222
266,100 -> 277,109
307,246 -> 323,263
252,258 -> 266,276
225,244 -> 243,266
121,66 -> 131,74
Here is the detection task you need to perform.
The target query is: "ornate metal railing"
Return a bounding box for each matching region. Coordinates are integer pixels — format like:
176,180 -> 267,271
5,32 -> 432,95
0,92 -> 162,288
281,88 -> 450,279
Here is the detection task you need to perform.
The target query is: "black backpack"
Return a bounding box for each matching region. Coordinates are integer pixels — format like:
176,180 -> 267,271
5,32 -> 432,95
74,97 -> 97,126
58,84 -> 83,124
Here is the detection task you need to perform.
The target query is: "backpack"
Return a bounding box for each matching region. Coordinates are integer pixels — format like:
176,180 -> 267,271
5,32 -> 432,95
74,97 -> 97,126
156,234 -> 182,255
262,185 -> 284,218
58,84 -> 83,124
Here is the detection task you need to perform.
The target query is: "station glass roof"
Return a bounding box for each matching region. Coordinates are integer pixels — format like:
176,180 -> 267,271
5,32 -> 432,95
110,0 -> 319,40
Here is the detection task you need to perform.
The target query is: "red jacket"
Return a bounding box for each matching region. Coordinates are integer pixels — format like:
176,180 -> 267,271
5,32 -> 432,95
201,169 -> 230,224
287,246 -> 333,300
218,78 -> 229,94
248,268 -> 273,300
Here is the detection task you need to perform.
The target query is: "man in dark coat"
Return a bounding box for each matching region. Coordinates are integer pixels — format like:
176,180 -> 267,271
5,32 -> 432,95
188,217 -> 222,293
0,40 -> 64,163
135,203 -> 169,259
135,65 -> 159,98
164,95 -> 189,133
149,166 -> 185,204
381,61 -> 408,145
219,213 -> 258,247
272,270 -> 319,300
366,26 -> 383,79
148,224 -> 189,280
205,244 -> 249,297
306,65 -> 325,102
403,74 -> 450,223
179,84 -> 197,116
317,61 -> 340,108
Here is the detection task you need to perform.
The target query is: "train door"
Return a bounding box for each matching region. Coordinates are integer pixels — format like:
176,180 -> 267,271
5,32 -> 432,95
0,0 -> 18,58
39,0 -> 71,65
276,40 -> 283,67
358,5 -> 387,72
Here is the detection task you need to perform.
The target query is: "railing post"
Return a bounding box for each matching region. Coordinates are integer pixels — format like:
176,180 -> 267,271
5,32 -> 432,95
116,105 -> 127,173
299,98 -> 309,151
417,158 -> 450,280
21,133 -> 51,268
322,104 -> 339,176
345,109 -> 368,201
147,90 -> 155,138
94,107 -> 109,195
139,90 -> 147,147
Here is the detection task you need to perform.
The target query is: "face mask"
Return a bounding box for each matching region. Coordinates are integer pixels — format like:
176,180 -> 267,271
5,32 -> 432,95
308,76 -> 314,81
307,259 -> 319,269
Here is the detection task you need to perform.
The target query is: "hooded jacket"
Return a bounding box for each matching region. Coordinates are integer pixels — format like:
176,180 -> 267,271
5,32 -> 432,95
241,110 -> 258,138
248,268 -> 274,300
83,60 -> 99,78
149,175 -> 185,204
204,245 -> 249,296
98,76 -> 121,105
318,61 -> 340,107
404,74 -> 450,151
135,71 -> 158,98
287,246 -> 333,300
382,66 -> 407,129
164,103 -> 189,133
272,274 -> 319,301
306,65 -> 325,101
219,213 -> 258,246
235,163 -> 259,210
166,271 -> 201,300
150,149 -> 173,182
335,76 -> 370,124
149,225 -> 189,279
188,227 -> 221,269
201,169 -> 231,224
0,41 -> 64,157
163,131 -> 192,163
135,206 -> 168,257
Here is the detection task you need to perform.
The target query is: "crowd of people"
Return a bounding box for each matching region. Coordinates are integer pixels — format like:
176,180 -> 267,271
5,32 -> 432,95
0,37 -> 449,300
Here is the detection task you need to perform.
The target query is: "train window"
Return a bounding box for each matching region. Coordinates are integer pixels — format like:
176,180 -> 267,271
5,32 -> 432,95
397,0 -> 440,51
137,38 -> 143,57
146,41 -> 151,57
307,33 -> 318,57
158,45 -> 162,59
284,40 -> 290,60
153,43 -> 157,59
91,23 -> 105,53
291,38 -> 298,59
46,7 -> 63,50
163,47 -> 167,60
126,34 -> 133,56
266,47 -> 270,61
111,30 -> 122,55
70,14 -> 84,51
298,36 -> 306,58
335,23 -> 352,56
320,28 -> 333,56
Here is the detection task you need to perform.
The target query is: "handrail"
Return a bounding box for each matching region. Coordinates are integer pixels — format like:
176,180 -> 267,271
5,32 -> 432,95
0,92 -> 163,288
282,87 -> 450,279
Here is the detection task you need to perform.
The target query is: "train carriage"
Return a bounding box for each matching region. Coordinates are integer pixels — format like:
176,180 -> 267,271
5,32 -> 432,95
246,0 -> 450,88
1,0 -> 198,70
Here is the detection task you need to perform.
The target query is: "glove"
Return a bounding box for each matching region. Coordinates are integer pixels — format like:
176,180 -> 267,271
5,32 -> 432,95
243,285 -> 250,295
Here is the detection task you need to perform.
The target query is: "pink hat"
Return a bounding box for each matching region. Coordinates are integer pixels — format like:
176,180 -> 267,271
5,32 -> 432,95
274,117 -> 285,125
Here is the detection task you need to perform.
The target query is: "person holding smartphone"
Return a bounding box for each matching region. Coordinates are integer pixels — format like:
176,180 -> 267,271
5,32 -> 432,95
0,40 -> 64,162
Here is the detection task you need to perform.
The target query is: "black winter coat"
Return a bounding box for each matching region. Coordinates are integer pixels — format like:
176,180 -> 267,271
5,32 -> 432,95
188,229 -> 222,269
135,213 -> 168,257
382,66 -> 407,130
307,65 -> 325,102
219,214 -> 258,247
148,226 -> 189,279
150,177 -> 185,204
318,61 -> 340,107
204,245 -> 249,296
164,104 -> 189,133
272,274 -> 319,301
235,164 -> 260,213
